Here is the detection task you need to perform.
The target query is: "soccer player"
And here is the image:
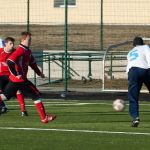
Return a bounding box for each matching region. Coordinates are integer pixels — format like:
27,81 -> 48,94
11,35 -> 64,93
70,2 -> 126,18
0,32 -> 56,123
127,37 -> 150,127
0,37 -> 28,116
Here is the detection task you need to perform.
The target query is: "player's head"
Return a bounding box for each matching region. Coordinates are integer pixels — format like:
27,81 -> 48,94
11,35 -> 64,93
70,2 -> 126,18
4,37 -> 15,52
20,31 -> 32,47
133,37 -> 144,46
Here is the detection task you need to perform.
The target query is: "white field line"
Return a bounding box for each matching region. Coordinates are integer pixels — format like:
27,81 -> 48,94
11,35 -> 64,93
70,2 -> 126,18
0,127 -> 150,136
5,101 -> 150,107
6,102 -> 112,107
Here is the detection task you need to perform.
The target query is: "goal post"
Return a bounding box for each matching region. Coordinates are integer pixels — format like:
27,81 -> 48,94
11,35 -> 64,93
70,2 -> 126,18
102,38 -> 150,92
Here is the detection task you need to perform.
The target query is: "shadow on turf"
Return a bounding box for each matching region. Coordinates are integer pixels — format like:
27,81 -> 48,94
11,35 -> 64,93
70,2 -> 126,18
42,91 -> 150,101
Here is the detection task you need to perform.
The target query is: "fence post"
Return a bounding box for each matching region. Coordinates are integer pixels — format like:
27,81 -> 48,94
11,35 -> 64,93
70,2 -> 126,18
110,52 -> 113,79
88,54 -> 92,77
27,0 -> 30,32
100,0 -> 103,51
48,55 -> 51,83
67,53 -> 71,79
64,0 -> 68,93
62,54 -> 64,79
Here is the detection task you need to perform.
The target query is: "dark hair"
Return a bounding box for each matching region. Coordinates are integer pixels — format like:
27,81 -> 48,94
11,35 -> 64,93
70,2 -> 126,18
4,37 -> 15,43
133,37 -> 144,46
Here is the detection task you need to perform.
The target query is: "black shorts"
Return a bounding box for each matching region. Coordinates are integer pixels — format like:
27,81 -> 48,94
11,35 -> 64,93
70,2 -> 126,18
0,76 -> 9,91
3,79 -> 40,101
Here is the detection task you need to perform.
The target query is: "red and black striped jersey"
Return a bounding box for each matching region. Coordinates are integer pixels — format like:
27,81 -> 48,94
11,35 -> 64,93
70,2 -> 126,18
8,44 -> 41,82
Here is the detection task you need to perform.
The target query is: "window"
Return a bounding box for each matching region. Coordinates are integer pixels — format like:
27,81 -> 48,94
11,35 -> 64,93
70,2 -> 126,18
54,0 -> 76,8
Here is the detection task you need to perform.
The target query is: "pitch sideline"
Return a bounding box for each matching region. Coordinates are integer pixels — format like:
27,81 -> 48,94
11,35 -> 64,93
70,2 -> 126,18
5,101 -> 150,107
6,102 -> 112,107
0,127 -> 150,136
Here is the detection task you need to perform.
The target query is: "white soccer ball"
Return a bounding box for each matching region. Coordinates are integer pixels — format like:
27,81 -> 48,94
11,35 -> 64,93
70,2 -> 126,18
60,93 -> 66,98
113,99 -> 125,112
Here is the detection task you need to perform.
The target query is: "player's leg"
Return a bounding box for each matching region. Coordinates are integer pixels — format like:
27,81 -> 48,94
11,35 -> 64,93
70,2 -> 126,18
0,100 -> 8,113
0,76 -> 9,113
16,90 -> 28,116
0,78 -> 28,115
21,80 -> 56,123
128,67 -> 144,127
34,99 -> 56,123
144,70 -> 150,92
0,81 -> 20,103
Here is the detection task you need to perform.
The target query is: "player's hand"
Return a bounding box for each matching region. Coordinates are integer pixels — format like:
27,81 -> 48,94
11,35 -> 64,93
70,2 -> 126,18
40,73 -> 45,78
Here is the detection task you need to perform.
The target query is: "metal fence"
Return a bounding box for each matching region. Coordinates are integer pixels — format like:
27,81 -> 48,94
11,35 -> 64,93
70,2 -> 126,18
0,0 -> 150,93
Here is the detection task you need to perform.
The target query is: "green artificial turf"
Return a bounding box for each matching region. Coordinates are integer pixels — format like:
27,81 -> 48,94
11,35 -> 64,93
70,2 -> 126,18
0,99 -> 150,150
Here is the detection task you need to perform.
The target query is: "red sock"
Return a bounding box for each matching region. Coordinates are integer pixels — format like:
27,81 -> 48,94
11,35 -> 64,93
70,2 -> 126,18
34,100 -> 46,120
16,93 -> 25,112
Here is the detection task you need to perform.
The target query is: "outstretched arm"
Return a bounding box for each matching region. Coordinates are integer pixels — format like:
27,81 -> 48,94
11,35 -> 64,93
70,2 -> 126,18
29,55 -> 45,78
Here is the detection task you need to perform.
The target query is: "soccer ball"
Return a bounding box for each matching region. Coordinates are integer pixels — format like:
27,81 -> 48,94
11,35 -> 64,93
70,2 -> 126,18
113,99 -> 125,112
60,92 -> 66,98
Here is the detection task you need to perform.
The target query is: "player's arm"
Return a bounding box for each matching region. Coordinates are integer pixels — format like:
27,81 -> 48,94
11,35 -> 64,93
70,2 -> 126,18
7,60 -> 17,76
29,55 -> 45,78
7,48 -> 24,77
145,47 -> 150,76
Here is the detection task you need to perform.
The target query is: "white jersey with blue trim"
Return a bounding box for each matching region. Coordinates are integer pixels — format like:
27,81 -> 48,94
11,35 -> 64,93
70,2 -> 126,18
127,45 -> 150,72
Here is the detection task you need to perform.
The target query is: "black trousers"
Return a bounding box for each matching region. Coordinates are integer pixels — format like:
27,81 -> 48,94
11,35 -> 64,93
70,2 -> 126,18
0,75 -> 9,91
3,80 -> 40,101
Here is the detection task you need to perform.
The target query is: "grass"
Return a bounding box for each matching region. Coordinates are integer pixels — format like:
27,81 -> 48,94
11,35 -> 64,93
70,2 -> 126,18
1,99 -> 150,150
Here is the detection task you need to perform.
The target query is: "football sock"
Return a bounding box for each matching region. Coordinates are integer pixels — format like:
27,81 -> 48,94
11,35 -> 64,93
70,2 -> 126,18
1,101 -> 6,108
0,94 -> 7,104
16,93 -> 25,112
34,99 -> 46,120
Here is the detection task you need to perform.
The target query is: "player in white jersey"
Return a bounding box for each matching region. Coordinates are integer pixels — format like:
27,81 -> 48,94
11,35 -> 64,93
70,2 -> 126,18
127,37 -> 150,127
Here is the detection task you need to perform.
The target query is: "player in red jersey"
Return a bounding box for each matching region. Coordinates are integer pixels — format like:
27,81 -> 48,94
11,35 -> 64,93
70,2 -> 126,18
0,32 -> 56,123
0,37 -> 28,116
